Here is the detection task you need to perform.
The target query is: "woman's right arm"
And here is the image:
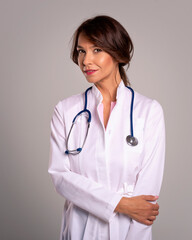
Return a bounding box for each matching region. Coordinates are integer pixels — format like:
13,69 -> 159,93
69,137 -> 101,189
48,101 -> 122,222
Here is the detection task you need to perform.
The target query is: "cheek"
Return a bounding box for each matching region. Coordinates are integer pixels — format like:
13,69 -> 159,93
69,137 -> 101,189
99,55 -> 114,68
77,57 -> 83,69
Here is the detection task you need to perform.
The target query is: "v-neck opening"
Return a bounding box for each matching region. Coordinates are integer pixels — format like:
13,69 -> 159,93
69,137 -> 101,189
98,101 -> 117,130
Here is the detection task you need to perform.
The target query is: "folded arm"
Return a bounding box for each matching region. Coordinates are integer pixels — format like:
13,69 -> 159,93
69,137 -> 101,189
48,101 -> 122,222
115,100 -> 165,239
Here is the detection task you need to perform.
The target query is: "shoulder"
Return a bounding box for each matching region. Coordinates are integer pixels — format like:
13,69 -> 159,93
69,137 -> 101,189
134,91 -> 164,115
54,92 -> 85,114
61,92 -> 84,106
133,91 -> 165,134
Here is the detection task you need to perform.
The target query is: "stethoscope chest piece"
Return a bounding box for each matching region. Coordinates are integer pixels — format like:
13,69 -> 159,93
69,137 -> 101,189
65,85 -> 139,155
126,135 -> 138,146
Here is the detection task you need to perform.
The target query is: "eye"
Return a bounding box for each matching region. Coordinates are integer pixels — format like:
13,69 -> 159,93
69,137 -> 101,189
77,49 -> 85,54
94,48 -> 102,53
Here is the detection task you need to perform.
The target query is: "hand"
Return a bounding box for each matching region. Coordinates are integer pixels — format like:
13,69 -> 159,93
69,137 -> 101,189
114,195 -> 159,226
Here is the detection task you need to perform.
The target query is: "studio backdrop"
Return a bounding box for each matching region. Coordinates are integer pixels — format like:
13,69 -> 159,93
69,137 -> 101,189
1,0 -> 192,239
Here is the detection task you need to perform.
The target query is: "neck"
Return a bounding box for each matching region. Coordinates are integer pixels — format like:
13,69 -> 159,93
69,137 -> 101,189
95,71 -> 121,103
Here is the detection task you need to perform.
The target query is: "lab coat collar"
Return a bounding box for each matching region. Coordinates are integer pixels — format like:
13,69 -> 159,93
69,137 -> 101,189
91,80 -> 126,103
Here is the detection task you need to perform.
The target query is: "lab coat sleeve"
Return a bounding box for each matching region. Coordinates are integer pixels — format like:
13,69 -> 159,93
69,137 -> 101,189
48,101 -> 122,222
126,100 -> 165,240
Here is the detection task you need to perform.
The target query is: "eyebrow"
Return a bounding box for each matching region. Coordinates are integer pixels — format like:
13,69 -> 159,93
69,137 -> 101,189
76,45 -> 98,49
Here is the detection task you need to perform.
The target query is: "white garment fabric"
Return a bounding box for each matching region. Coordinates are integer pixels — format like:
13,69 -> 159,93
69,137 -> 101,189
48,81 -> 165,240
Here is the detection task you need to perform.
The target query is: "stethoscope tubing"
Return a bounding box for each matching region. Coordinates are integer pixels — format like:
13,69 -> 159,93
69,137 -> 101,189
65,85 -> 138,154
126,86 -> 134,137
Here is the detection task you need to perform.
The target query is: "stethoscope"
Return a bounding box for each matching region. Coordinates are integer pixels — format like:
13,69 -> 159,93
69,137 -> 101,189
65,86 -> 138,155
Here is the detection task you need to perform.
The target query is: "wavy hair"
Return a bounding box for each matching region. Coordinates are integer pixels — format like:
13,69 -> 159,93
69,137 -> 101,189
71,15 -> 134,86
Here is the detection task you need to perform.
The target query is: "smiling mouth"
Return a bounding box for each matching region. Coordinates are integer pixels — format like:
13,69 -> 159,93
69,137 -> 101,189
84,70 -> 98,76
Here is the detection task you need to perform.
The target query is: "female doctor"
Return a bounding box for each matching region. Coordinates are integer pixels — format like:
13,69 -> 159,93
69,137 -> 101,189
48,15 -> 165,240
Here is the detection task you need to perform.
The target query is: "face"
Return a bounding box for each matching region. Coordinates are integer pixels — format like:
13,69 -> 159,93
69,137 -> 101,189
77,33 -> 119,86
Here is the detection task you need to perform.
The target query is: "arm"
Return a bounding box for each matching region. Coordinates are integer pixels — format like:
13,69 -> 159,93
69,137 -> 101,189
48,101 -> 122,222
115,100 -> 165,239
126,100 -> 165,239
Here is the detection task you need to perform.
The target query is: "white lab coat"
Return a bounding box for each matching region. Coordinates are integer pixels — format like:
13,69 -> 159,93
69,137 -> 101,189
48,80 -> 165,240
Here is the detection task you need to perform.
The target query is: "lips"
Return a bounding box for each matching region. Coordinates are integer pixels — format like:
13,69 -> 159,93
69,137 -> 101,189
84,69 -> 98,76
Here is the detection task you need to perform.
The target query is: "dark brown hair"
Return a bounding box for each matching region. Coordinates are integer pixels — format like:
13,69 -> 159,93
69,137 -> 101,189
71,15 -> 134,86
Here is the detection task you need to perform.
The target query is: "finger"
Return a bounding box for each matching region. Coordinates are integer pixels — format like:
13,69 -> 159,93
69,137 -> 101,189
152,210 -> 159,216
144,219 -> 154,226
142,195 -> 159,201
148,216 -> 156,221
153,203 -> 159,211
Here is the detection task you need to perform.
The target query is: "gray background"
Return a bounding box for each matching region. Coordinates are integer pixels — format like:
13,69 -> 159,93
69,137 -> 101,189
1,0 -> 192,239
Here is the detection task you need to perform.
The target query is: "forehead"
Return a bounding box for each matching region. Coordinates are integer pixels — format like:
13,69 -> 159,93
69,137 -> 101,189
77,33 -> 95,47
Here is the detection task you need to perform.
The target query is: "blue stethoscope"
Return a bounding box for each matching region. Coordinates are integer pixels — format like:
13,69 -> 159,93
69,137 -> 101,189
65,86 -> 138,155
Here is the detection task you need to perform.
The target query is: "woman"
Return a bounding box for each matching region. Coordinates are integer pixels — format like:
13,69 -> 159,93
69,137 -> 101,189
49,15 -> 165,240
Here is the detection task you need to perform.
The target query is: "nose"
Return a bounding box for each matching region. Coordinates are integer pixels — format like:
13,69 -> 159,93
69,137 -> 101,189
82,51 -> 92,66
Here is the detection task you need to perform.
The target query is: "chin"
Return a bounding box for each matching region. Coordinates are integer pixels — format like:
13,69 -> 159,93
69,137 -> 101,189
86,77 -> 99,84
